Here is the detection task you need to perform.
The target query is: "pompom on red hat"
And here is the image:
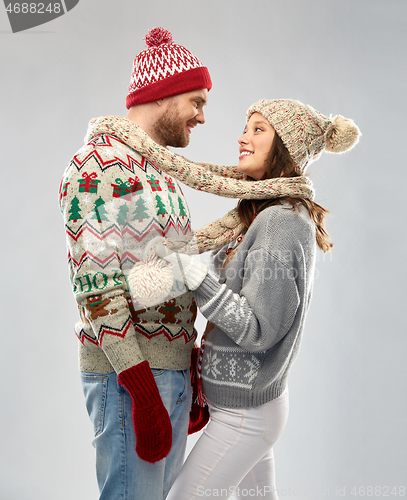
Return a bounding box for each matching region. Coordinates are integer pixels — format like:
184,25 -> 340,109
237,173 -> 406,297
126,27 -> 212,109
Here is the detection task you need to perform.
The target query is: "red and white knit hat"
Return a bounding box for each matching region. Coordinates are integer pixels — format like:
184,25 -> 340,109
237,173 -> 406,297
126,27 -> 212,109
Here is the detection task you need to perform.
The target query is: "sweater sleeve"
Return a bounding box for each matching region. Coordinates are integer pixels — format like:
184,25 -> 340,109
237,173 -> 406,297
59,147 -> 145,374
192,248 -> 301,352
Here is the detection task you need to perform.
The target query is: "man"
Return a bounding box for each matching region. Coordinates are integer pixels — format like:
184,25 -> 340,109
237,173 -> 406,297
59,27 -> 211,499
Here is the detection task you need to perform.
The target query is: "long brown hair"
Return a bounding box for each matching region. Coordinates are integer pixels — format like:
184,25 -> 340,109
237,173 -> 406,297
237,132 -> 333,253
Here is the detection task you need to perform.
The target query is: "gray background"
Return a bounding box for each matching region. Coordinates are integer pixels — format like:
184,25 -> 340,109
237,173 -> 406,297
1,1 -> 406,499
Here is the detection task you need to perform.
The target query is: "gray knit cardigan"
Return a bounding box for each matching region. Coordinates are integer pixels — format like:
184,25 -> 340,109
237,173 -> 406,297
193,203 -> 317,408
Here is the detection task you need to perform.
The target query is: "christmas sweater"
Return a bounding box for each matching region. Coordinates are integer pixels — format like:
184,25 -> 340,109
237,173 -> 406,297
193,204 -> 316,408
59,119 -> 197,374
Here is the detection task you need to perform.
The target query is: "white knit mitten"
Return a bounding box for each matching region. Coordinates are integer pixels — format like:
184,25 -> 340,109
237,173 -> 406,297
127,236 -> 174,308
155,245 -> 208,291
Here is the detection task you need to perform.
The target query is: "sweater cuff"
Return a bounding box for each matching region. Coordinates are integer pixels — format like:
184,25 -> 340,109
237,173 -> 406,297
193,273 -> 224,304
103,339 -> 145,374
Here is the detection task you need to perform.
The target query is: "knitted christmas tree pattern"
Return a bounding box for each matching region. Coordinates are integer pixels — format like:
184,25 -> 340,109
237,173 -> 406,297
92,197 -> 109,223
69,196 -> 82,222
132,197 -> 149,222
117,203 -> 130,226
178,196 -> 187,218
155,194 -> 167,217
168,196 -> 176,215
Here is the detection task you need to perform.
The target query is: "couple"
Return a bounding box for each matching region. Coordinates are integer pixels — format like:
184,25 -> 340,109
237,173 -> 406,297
59,27 -> 360,500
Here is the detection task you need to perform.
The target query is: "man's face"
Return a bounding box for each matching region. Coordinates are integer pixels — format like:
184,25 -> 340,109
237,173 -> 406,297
153,89 -> 208,148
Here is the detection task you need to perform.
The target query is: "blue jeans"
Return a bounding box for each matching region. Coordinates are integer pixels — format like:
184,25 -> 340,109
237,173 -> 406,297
81,368 -> 191,500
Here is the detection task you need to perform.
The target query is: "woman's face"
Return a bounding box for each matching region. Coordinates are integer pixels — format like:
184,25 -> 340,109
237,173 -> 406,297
237,112 -> 276,180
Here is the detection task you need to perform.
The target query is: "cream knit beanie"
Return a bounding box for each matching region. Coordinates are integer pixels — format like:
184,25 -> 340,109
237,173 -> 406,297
247,99 -> 361,174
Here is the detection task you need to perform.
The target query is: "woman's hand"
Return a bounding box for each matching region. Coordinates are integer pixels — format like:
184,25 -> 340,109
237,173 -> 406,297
155,245 -> 208,291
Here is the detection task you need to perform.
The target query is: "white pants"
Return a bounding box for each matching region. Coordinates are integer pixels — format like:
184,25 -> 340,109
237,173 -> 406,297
167,388 -> 289,500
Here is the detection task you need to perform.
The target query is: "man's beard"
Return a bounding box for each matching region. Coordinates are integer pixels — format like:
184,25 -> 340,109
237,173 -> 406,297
153,101 -> 190,148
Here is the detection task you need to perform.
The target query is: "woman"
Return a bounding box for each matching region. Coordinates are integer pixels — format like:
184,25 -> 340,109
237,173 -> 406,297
131,99 -> 360,499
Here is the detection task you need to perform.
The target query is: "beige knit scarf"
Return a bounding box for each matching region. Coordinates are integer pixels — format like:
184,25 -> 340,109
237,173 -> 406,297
86,116 -> 315,253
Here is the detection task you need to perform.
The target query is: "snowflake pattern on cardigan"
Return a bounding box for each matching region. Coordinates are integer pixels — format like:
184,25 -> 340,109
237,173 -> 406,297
202,341 -> 262,390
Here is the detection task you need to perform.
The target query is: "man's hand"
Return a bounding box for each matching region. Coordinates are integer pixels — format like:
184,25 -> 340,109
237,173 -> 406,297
117,361 -> 172,463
